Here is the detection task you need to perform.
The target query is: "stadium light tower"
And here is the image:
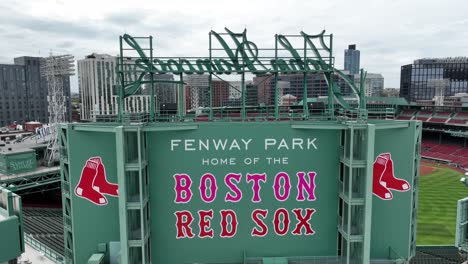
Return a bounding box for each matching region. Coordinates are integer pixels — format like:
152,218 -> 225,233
41,54 -> 75,166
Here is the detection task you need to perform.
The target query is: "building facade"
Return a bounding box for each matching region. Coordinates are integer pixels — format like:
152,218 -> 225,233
354,73 -> 384,97
184,75 -> 210,110
0,56 -> 71,127
253,73 -> 338,106
381,88 -> 400,97
400,58 -> 468,102
344,44 -> 360,75
184,76 -> 242,110
78,54 -> 117,121
79,54 -> 173,121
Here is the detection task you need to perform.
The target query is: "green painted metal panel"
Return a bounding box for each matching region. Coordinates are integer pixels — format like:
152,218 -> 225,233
67,129 -> 120,264
87,253 -> 105,264
263,257 -> 288,264
147,122 -> 340,264
0,150 -> 36,175
63,120 -> 419,264
0,216 -> 21,262
370,122 -> 418,259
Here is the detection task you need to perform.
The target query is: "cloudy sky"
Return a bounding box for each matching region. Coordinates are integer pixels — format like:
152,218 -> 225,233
0,0 -> 467,92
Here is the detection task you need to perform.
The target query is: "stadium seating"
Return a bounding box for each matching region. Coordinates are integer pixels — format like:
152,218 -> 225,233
23,208 -> 64,255
455,148 -> 468,157
415,117 -> 428,121
456,112 -> 468,118
401,110 -> 417,115
397,116 -> 413,120
433,112 -> 452,117
427,117 -> 448,123
410,246 -> 462,264
421,142 -> 468,168
421,142 -> 437,149
417,111 -> 433,116
447,119 -> 466,125
396,110 -> 468,126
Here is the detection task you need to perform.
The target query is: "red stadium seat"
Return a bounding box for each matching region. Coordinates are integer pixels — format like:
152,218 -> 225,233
447,119 -> 467,125
417,111 -> 432,116
415,117 -> 428,122
397,116 -> 412,120
428,118 -> 447,123
434,112 -> 451,117
401,110 -> 417,115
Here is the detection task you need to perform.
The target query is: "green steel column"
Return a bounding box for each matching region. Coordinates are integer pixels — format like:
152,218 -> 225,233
274,34 -> 279,119
17,193 -> 24,252
346,127 -> 353,264
303,36 -> 309,119
179,72 -> 185,121
118,36 -> 124,122
149,36 -> 155,122
328,34 -> 334,118
209,32 -> 213,121
115,126 -> 128,263
6,192 -> 13,217
362,124 -> 375,264
329,34 -> 333,66
328,73 -> 335,118
409,121 -> 421,257
359,69 -> 366,110
241,72 -> 246,121
137,129 -> 146,263
60,124 -> 74,263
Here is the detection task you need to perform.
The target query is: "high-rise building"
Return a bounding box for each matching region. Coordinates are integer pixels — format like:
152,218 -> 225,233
400,58 -> 468,102
354,73 -> 384,97
143,74 -> 176,104
78,54 -> 117,121
78,54 -> 172,121
0,56 -> 71,127
184,75 -> 210,110
245,83 -> 258,106
228,81 -> 243,101
344,44 -> 360,75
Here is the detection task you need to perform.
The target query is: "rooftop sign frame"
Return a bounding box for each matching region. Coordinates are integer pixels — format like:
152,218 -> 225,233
117,28 -> 367,122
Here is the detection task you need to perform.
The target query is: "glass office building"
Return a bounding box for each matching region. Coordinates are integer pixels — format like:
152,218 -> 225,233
400,58 -> 468,102
344,44 -> 360,75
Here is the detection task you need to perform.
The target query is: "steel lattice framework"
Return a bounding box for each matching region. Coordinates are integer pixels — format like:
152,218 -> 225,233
40,54 -> 74,166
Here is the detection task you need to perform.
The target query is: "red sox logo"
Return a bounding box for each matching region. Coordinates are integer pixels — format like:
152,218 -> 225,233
74,157 -> 119,205
373,153 -> 410,200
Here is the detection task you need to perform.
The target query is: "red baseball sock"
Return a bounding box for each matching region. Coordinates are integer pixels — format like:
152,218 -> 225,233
75,160 -> 108,205
373,156 -> 393,200
93,162 -> 119,197
379,155 -> 410,192
89,157 -> 102,165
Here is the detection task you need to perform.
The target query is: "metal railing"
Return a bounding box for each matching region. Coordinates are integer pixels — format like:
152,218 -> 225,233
24,233 -> 64,263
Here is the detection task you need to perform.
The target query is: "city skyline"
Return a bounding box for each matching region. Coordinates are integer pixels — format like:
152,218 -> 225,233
0,0 -> 467,92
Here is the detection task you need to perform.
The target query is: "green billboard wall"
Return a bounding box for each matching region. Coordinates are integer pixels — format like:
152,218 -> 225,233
147,122 -> 341,263
66,129 -> 120,264
62,120 -> 420,264
370,121 -> 419,258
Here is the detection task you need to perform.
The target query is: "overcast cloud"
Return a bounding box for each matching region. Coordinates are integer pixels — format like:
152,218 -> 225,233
0,0 -> 467,92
